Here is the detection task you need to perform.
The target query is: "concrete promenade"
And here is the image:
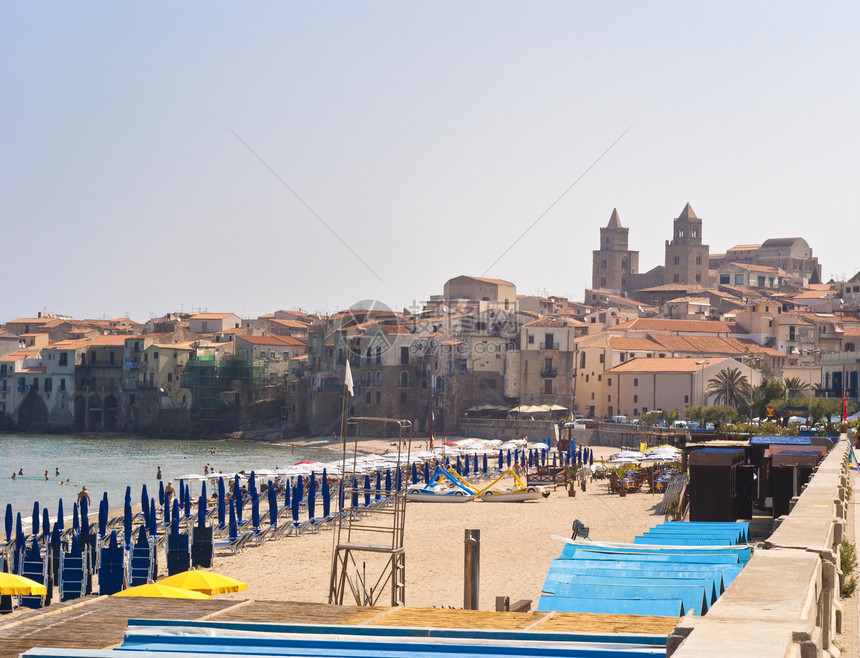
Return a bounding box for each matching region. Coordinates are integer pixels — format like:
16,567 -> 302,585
668,438 -> 853,657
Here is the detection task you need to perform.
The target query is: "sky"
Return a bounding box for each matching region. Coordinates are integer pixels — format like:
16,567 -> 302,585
3,2 -> 860,323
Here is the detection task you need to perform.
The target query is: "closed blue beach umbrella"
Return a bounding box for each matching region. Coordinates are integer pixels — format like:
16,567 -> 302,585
32,501 -> 40,536
42,508 -> 50,538
57,499 -> 64,531
528,451 -> 533,468
267,484 -> 278,527
98,499 -> 107,538
51,523 -> 61,545
506,450 -> 511,467
308,475 -> 316,520
164,494 -> 171,526
552,452 -> 557,467
249,471 -> 257,499
72,502 -> 79,533
423,461 -> 430,483
136,524 -> 148,548
375,470 -> 381,501
125,485 -> 131,504
396,467 -> 402,492
473,454 -> 478,472
351,477 -> 359,508
385,469 -> 392,494
589,449 -> 594,467
197,494 -> 206,528
284,479 -> 291,510
291,483 -> 300,525
149,499 -> 157,536
456,455 -> 462,474
141,485 -> 149,526
228,497 -> 237,541
251,492 -> 260,530
337,478 -> 345,512
363,474 -> 371,507
234,480 -> 244,523
184,483 -> 192,518
201,481 -> 207,507
171,499 -> 180,535
411,462 -> 418,484
16,512 -> 23,542
4,504 -> 12,542
108,529 -> 118,550
80,496 -> 88,528
483,453 -> 488,474
296,475 -> 304,503
322,476 -> 331,518
159,480 -> 165,506
217,477 -> 226,528
123,498 -> 132,547
498,450 -> 503,470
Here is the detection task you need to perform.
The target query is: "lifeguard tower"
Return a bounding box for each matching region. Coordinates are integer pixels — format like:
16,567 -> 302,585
328,417 -> 412,607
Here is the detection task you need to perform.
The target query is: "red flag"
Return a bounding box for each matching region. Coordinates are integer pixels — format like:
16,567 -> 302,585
843,389 -> 848,423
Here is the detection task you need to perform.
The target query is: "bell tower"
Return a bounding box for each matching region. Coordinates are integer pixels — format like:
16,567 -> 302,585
664,203 -> 710,286
592,209 -> 639,293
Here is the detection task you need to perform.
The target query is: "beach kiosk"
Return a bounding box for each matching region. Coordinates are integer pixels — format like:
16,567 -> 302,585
688,447 -> 746,522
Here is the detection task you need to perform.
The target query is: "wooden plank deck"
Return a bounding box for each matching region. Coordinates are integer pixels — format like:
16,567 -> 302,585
0,597 -> 679,657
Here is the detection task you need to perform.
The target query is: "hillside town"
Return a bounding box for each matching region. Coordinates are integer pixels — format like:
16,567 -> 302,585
2,203 -> 858,438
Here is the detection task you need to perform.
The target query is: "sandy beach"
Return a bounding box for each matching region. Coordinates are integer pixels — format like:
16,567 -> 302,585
212,440 -> 667,610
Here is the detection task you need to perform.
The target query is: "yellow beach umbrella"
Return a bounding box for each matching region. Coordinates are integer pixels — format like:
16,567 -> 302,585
158,570 -> 248,596
0,573 -> 48,596
112,583 -> 212,599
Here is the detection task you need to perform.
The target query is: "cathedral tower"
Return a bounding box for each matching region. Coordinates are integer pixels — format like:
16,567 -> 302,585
592,208 -> 639,292
664,203 -> 710,286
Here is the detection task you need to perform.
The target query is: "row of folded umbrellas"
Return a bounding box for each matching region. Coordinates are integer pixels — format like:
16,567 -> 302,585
0,568 -> 247,600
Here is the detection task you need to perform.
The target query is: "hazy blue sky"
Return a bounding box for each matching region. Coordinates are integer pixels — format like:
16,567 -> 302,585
3,2 -> 859,323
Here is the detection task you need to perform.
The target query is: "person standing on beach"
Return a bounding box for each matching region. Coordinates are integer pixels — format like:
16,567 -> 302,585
77,485 -> 91,506
156,466 -> 162,480
165,481 -> 176,505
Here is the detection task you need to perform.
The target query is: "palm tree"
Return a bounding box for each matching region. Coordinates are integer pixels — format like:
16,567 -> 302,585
708,367 -> 751,409
783,377 -> 810,398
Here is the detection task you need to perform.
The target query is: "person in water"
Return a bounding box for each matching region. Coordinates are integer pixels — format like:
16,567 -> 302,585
156,466 -> 162,480
44,470 -> 50,480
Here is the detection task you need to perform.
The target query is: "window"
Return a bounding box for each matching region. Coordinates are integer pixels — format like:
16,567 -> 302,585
580,352 -> 586,368
789,326 -> 796,341
607,378 -> 612,386
622,259 -> 627,269
695,272 -> 701,283
734,274 -> 744,285
634,378 -> 638,387
44,378 -> 52,392
633,395 -> 638,403
599,353 -> 605,364
544,379 -> 553,394
692,229 -> 698,238
366,392 -> 371,403
678,229 -> 684,238
109,351 -> 115,365
400,371 -> 409,388
600,277 -> 607,287
60,378 -> 65,391
400,392 -> 407,404
167,373 -> 173,382
376,391 -> 381,404
608,394 -> 611,402
376,346 -> 381,364
643,406 -> 648,413
673,273 -> 680,283
719,275 -> 730,284
601,259 -> 607,269
674,256 -> 680,266
684,395 -> 689,403
528,335 -> 534,344
585,374 -> 589,382
59,352 -> 68,367
153,352 -> 159,360
400,347 -> 409,365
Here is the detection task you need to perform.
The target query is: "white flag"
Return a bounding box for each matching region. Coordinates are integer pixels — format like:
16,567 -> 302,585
344,360 -> 354,396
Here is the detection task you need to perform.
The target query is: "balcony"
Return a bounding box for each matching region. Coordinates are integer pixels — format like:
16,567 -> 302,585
539,342 -> 558,350
540,367 -> 558,378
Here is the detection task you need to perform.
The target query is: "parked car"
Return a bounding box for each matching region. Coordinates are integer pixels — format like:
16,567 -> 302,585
573,418 -> 597,429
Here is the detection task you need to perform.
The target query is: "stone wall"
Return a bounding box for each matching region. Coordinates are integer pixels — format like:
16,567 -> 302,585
668,439 -> 851,657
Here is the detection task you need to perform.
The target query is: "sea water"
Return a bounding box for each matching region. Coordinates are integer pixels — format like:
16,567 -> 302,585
0,433 -> 339,533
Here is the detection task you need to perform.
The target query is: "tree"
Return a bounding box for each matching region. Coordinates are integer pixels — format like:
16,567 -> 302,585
783,377 -> 810,398
708,367 -> 751,409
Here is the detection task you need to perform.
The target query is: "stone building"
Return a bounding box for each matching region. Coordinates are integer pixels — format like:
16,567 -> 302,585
591,209 -> 638,293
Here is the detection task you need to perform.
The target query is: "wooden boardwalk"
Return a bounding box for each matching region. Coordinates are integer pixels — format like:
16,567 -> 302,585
0,597 -> 679,658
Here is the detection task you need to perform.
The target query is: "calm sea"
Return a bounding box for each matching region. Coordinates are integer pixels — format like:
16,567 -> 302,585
0,434 -> 339,532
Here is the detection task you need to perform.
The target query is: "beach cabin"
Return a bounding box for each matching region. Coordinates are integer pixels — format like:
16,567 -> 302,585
688,448 -> 746,522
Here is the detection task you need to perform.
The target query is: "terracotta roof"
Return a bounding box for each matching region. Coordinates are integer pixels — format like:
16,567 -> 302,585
88,335 -> 131,347
270,319 -> 309,329
238,335 -> 304,347
0,349 -> 40,362
190,313 -> 237,320
612,318 -> 740,334
607,336 -> 663,351
7,318 -> 50,325
18,367 -> 46,374
666,297 -> 711,305
607,357 -> 733,374
843,326 -> 860,337
724,262 -> 785,274
523,317 -> 569,328
726,244 -> 762,252
456,275 -> 516,287
793,290 -> 832,299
